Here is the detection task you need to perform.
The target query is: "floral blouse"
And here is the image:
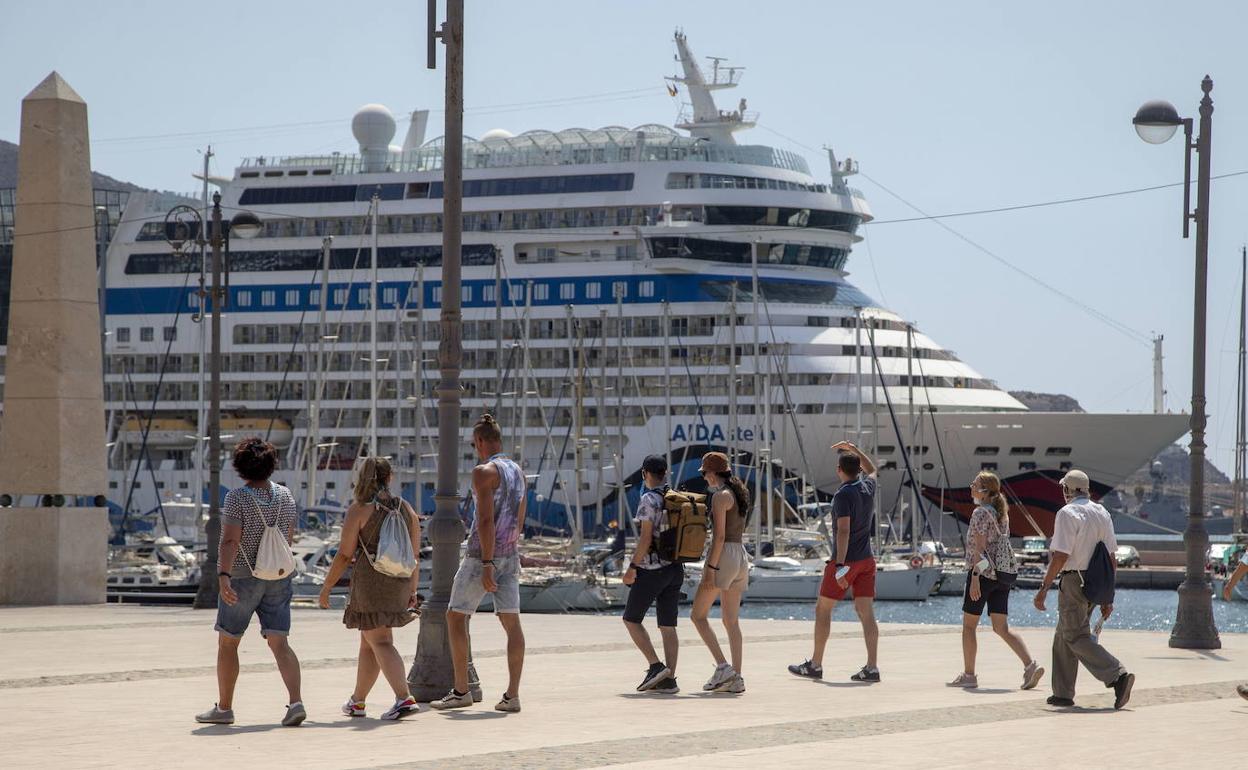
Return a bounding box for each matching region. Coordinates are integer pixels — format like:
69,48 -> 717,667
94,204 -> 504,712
966,505 -> 1018,579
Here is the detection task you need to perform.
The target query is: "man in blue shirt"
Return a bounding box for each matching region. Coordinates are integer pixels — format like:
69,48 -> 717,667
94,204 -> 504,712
788,440 -> 881,683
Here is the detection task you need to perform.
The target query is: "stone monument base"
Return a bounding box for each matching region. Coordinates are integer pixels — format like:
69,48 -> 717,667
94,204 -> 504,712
0,507 -> 108,604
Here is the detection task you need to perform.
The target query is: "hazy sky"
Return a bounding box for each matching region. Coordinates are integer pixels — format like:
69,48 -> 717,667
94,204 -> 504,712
3,0 -> 1248,473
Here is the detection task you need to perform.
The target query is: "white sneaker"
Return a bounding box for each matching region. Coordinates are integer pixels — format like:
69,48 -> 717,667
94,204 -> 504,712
702,662 -> 736,691
1021,661 -> 1045,691
429,689 -> 473,711
723,675 -> 745,694
947,672 -> 978,688
494,693 -> 521,713
380,696 -> 419,720
341,695 -> 366,717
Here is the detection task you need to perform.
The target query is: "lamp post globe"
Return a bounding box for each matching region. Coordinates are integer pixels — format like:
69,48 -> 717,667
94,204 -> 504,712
229,211 -> 262,240
1133,99 -> 1182,144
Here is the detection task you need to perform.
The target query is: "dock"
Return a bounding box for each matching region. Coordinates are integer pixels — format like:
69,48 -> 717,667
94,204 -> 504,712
2,603 -> 1243,768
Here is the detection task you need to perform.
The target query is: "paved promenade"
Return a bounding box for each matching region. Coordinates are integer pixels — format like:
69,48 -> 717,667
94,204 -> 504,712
1,603 -> 1241,768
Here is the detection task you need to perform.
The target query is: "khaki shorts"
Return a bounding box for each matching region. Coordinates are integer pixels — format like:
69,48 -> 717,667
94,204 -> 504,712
709,543 -> 749,592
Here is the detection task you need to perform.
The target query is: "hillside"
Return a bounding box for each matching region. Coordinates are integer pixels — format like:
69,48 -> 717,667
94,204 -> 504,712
0,138 -> 149,191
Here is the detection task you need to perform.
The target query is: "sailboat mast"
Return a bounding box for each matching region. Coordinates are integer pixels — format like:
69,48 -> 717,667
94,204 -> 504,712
307,235 -> 331,508
616,289 -> 631,533
728,283 -> 738,474
598,307 -> 608,531
663,299 -> 672,464
751,240 -> 762,550
907,324 -> 917,552
1236,245 -> 1247,540
413,265 -> 425,512
369,193 -> 379,457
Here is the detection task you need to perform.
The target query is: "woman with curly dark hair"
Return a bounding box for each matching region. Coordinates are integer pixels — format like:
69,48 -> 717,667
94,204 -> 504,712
196,437 -> 304,727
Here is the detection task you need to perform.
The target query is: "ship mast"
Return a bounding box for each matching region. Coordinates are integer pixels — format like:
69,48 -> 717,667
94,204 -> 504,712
668,31 -> 755,146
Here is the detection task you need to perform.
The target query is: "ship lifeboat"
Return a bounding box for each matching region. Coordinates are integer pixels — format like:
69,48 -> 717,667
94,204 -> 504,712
221,417 -> 294,447
120,417 -> 197,449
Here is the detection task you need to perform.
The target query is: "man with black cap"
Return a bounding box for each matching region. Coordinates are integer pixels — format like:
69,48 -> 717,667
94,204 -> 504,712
1033,469 -> 1135,710
621,454 -> 682,694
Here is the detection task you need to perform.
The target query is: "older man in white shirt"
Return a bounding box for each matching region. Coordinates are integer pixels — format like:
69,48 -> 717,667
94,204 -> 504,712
1033,470 -> 1135,709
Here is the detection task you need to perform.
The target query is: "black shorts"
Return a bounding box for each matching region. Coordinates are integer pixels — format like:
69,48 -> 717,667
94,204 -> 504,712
962,571 -> 1015,616
623,562 -> 684,627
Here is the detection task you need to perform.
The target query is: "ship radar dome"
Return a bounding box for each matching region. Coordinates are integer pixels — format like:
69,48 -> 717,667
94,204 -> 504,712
480,128 -> 514,141
353,104 -> 397,172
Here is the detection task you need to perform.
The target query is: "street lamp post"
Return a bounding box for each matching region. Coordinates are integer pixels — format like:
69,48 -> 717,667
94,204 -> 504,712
1134,76 -> 1220,649
167,196 -> 261,609
409,0 -> 472,700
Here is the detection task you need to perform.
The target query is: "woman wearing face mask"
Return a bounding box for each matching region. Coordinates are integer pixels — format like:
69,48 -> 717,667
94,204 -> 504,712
689,451 -> 752,694
948,471 -> 1044,690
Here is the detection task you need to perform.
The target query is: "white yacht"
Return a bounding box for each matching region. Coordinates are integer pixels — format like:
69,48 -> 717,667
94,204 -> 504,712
3,32 -> 1187,542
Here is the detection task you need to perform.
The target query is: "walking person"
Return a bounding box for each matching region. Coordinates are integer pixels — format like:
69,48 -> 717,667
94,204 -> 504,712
430,414 -> 527,713
196,438 -> 304,726
622,455 -> 683,694
947,471 -> 1044,690
788,441 -> 881,683
1033,470 -> 1135,709
689,451 -> 751,694
318,456 -> 422,720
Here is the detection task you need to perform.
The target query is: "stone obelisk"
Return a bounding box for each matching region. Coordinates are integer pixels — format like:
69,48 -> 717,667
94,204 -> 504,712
0,72 -> 108,604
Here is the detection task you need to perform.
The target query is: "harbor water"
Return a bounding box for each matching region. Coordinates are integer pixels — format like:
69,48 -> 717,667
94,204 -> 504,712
682,589 -> 1248,633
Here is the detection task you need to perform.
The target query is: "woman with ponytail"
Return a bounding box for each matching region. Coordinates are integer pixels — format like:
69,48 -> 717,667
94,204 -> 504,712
948,471 -> 1043,690
318,455 -> 422,720
689,451 -> 751,694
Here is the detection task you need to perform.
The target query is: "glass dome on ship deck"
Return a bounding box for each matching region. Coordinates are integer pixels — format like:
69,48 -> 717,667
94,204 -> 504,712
242,124 -> 813,175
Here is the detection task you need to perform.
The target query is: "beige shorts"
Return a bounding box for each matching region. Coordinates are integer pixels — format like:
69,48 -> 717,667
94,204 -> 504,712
709,543 -> 749,592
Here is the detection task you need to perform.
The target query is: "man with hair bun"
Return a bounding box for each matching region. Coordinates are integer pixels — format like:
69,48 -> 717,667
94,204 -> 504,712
431,414 -> 528,713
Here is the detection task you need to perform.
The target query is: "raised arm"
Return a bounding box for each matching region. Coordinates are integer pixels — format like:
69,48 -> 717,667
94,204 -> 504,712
831,440 -> 876,477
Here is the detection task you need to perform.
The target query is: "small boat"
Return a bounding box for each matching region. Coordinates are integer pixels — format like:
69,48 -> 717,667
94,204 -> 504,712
107,536 -> 201,603
936,567 -> 968,597
746,556 -> 822,602
119,417 -> 197,449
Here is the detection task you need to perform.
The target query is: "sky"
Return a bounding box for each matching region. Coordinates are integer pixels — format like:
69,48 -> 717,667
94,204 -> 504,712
3,0 -> 1248,473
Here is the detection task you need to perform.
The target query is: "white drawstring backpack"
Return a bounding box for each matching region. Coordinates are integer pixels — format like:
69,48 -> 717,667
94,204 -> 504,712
239,485 -> 298,580
359,495 -> 417,578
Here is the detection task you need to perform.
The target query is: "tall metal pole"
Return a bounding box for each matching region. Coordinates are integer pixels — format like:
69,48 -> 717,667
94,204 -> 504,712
410,0 -> 470,697
597,307 -> 608,531
307,235 -> 331,508
855,307 -> 863,445
1171,75 -> 1220,649
663,300 -> 672,464
516,281 -> 531,463
1153,335 -> 1165,414
195,147 -> 211,524
728,283 -> 738,473
751,241 -> 761,551
1234,247 -> 1246,541
193,193 -> 224,609
414,264 -> 425,511
906,324 -> 917,552
369,193 -> 380,457
616,289 -> 631,532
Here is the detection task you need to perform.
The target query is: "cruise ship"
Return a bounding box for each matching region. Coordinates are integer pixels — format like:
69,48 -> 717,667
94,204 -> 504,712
6,32 -> 1188,540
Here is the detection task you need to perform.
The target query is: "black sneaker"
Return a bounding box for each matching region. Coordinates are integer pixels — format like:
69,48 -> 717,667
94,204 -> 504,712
787,659 -> 823,680
1046,695 -> 1075,707
637,661 -> 671,692
1112,673 -> 1135,710
654,677 -> 680,694
850,666 -> 880,683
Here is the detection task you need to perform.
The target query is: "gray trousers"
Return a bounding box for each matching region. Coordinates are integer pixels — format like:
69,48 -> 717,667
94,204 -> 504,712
1051,572 -> 1126,698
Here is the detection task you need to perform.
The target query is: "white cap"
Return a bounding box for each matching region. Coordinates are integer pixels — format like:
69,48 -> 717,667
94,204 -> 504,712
1060,469 -> 1090,492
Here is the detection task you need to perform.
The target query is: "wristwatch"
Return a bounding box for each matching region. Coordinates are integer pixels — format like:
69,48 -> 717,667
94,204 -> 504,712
218,571 -> 230,578
482,559 -> 495,566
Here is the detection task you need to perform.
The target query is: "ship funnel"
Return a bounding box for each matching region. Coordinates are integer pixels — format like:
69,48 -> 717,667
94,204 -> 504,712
352,104 -> 397,172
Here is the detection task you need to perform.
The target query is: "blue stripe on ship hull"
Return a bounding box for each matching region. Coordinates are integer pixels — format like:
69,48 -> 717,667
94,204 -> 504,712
104,273 -> 875,315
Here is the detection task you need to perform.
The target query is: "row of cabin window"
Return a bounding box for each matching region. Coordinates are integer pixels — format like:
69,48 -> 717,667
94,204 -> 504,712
874,444 -> 1072,458
114,326 -> 176,343
179,279 -> 659,311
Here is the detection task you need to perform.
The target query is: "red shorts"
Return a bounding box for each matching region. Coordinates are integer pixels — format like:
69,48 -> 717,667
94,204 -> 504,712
819,557 -> 876,600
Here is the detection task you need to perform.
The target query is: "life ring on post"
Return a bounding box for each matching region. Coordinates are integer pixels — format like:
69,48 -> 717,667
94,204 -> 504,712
909,555 -> 924,569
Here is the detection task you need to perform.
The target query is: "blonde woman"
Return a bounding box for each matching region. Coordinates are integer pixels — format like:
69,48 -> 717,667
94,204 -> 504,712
319,456 -> 422,720
948,471 -> 1043,690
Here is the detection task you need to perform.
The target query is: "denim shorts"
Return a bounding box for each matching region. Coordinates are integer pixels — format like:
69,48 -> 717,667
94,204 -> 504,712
449,554 -> 521,615
215,575 -> 294,638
